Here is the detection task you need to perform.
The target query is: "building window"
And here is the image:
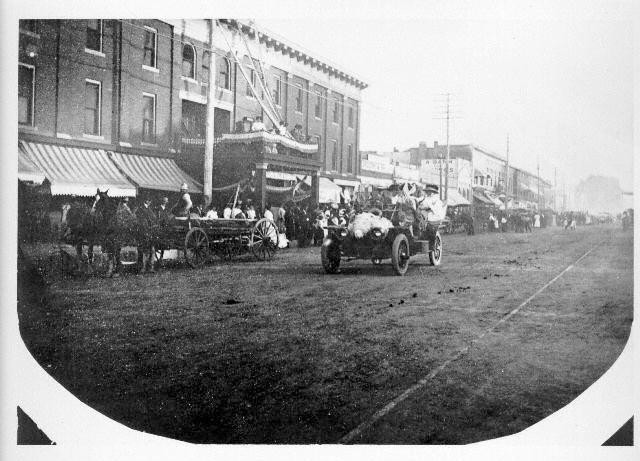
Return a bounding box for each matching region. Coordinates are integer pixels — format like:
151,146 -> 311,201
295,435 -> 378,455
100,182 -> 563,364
333,97 -> 340,123
273,77 -> 282,106
202,51 -> 210,85
347,144 -> 353,173
18,64 -> 35,126
20,20 -> 37,34
84,80 -> 101,135
217,57 -> 230,89
295,84 -> 303,112
142,93 -> 156,143
314,91 -> 322,118
86,19 -> 102,52
331,140 -> 338,171
182,43 -> 196,79
143,27 -> 157,69
348,106 -> 354,128
246,68 -> 256,97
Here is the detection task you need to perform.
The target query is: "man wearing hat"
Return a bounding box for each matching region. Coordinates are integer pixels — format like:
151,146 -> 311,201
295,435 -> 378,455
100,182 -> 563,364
172,183 -> 192,217
414,184 -> 446,234
136,196 -> 157,273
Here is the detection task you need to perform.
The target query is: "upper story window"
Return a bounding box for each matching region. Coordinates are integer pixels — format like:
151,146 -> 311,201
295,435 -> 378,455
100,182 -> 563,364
202,51 -> 210,85
314,91 -> 322,119
273,77 -> 282,106
84,79 -> 101,136
143,27 -> 157,69
18,64 -> 35,126
333,97 -> 340,123
348,106 -> 354,128
217,57 -> 230,90
142,93 -> 156,143
182,43 -> 196,79
246,69 -> 255,97
19,20 -> 37,34
86,20 -> 103,53
295,85 -> 303,112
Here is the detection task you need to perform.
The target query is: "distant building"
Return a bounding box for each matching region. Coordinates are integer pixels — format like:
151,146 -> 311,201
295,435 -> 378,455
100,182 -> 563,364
406,141 -> 554,210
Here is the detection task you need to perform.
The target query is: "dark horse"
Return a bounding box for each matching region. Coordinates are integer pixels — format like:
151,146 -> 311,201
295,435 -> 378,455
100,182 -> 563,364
65,190 -> 136,276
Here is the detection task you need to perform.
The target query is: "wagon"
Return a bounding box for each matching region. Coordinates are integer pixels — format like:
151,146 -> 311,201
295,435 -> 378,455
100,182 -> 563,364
321,202 -> 443,276
155,215 -> 279,268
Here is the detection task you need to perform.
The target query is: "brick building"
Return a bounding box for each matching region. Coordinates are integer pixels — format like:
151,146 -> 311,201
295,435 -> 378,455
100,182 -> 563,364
17,19 -> 367,209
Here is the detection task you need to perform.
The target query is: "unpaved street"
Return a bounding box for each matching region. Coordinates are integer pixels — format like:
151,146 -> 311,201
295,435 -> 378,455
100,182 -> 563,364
18,224 -> 633,444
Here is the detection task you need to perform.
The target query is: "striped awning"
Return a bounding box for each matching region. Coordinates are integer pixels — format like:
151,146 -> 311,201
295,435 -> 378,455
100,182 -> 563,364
18,147 -> 46,184
109,152 -> 202,193
445,189 -> 470,207
19,141 -> 136,197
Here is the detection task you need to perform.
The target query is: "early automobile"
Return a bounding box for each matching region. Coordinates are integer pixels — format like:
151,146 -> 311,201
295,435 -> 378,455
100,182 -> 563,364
321,186 -> 443,276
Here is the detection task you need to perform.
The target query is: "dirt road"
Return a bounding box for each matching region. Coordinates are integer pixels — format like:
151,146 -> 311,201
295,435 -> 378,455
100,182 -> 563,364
18,224 -> 633,444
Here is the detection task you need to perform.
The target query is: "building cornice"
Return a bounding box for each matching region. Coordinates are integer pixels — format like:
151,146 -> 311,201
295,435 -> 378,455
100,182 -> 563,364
219,19 -> 368,90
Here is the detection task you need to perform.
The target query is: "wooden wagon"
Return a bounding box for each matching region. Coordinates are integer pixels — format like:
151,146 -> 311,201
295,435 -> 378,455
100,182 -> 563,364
155,216 -> 279,268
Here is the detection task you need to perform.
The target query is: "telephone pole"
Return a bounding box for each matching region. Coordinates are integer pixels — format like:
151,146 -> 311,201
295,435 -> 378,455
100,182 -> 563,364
537,157 -> 541,210
445,93 -> 450,202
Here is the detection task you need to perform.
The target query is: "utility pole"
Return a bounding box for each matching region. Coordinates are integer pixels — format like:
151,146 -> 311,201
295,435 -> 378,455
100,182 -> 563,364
537,157 -> 541,210
445,93 -> 450,202
203,19 -> 216,206
505,134 -> 510,210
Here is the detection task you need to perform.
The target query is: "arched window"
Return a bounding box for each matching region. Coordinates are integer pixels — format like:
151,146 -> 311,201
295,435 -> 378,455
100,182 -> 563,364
217,57 -> 231,90
182,43 -> 196,79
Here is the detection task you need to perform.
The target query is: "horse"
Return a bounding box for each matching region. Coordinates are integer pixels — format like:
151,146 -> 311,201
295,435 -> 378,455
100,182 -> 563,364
65,190 -> 136,276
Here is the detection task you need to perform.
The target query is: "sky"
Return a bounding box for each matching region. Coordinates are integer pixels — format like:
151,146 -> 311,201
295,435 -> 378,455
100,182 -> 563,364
255,1 -> 635,191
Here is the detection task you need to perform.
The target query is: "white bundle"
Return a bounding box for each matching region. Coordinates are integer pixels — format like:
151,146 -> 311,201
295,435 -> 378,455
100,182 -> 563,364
348,212 -> 394,239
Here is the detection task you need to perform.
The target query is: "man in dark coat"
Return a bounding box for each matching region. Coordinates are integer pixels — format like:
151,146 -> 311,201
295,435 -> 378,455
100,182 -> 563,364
136,197 -> 157,273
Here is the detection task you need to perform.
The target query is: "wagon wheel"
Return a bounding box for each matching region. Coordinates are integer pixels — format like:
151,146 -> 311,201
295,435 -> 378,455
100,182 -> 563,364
184,227 -> 209,268
251,218 -> 278,260
429,231 -> 442,266
391,233 -> 410,276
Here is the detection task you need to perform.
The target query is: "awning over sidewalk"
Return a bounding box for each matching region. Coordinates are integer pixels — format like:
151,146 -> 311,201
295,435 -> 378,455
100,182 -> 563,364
109,152 -> 202,193
19,141 -> 136,197
446,189 -> 470,207
319,177 -> 342,203
473,190 -> 495,205
18,147 -> 46,184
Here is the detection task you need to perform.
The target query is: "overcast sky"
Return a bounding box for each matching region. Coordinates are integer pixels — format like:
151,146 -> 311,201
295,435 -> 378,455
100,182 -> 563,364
257,1 -> 634,190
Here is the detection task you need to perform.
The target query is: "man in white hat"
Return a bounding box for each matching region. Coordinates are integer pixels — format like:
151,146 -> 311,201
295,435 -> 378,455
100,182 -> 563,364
413,184 -> 446,234
172,182 -> 192,217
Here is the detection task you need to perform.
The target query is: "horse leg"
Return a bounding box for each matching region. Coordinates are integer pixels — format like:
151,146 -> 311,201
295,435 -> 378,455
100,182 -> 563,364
74,239 -> 85,274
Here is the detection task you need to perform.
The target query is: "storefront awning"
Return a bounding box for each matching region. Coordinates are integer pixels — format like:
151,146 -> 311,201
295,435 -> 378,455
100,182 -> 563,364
19,141 -> 136,197
333,178 -> 360,187
18,147 -> 46,184
359,176 -> 394,188
319,177 -> 342,203
484,191 -> 504,207
473,191 -> 495,205
446,189 -> 470,207
109,152 -> 202,193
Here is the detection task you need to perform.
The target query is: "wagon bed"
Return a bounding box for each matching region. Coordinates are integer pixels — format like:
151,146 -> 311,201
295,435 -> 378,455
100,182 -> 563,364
157,216 -> 279,267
